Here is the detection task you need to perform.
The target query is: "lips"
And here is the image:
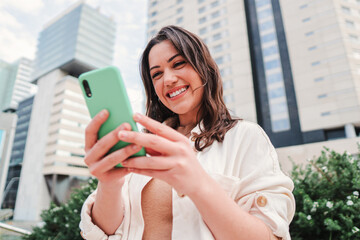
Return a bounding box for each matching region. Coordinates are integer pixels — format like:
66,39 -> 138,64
166,85 -> 189,99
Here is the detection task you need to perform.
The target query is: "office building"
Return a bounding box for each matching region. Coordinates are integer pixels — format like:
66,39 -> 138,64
32,2 -> 116,82
1,96 -> 34,210
0,113 -> 17,208
0,58 -> 37,112
14,2 -> 116,221
147,0 -> 360,170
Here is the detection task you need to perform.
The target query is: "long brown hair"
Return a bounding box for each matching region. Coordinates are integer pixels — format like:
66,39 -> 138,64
140,25 -> 238,151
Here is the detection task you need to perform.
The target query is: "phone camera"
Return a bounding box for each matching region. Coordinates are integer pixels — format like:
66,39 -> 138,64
82,80 -> 92,98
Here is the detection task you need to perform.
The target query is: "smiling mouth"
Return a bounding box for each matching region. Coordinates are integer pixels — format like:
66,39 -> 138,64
167,86 -> 189,98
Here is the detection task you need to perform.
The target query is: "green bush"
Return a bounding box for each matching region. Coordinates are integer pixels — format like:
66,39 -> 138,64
290,147 -> 360,240
22,178 -> 98,240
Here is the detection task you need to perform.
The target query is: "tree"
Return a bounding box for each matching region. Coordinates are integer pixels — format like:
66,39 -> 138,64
290,147 -> 360,240
22,178 -> 98,240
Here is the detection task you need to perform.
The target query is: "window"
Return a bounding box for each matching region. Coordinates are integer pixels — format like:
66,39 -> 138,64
213,44 -> 223,53
314,77 -> 324,82
176,17 -> 183,24
264,59 -> 281,70
341,6 -> 351,14
224,94 -> 234,103
299,4 -> 308,9
272,119 -> 290,132
259,20 -> 274,31
263,45 -> 278,56
255,0 -> 271,8
211,10 -> 220,18
150,11 -> 157,17
311,61 -> 320,66
302,17 -> 311,22
177,7 -> 183,14
267,72 -> 283,83
346,20 -> 355,28
257,8 -> 272,19
215,56 -> 224,65
150,20 -> 157,27
305,31 -> 314,36
150,1 -> 157,7
223,80 -> 233,89
308,46 -> 317,51
269,87 -> 285,98
213,33 -> 222,41
199,6 -> 206,13
198,0 -> 205,3
211,1 -> 219,8
177,0 -> 183,3
270,102 -> 288,114
318,94 -> 327,99
199,27 -> 207,35
212,21 -> 221,30
261,32 -> 276,43
199,16 -> 206,24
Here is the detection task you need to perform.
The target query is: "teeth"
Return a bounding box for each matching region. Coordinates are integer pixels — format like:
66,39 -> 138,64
169,87 -> 187,98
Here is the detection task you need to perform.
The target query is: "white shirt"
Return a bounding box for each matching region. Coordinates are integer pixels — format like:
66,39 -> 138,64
80,120 -> 295,240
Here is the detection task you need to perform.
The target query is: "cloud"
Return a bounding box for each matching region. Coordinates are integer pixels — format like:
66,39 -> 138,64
0,11 -> 21,29
0,0 -> 44,13
0,28 -> 36,62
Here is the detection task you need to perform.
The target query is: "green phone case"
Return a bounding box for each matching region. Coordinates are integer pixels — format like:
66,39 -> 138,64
78,66 -> 146,167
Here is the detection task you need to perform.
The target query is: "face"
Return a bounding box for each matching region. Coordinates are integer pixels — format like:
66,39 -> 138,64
148,40 -> 204,121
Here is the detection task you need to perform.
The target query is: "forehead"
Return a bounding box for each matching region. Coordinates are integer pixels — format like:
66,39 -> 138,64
148,40 -> 179,66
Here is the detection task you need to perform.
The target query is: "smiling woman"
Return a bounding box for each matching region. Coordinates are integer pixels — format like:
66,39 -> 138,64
79,25 -> 295,240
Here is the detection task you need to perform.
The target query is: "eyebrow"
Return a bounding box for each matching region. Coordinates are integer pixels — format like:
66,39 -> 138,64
149,53 -> 181,71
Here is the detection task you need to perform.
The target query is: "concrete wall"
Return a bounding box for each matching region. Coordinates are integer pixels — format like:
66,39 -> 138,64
14,69 -> 67,221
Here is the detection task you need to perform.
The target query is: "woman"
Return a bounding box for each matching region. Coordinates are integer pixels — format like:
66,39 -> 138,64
80,25 -> 295,240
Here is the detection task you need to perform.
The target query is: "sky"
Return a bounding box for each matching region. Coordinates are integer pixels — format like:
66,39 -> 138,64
0,0 -> 148,112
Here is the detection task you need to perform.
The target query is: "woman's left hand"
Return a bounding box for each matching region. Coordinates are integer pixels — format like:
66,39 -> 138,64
118,113 -> 209,197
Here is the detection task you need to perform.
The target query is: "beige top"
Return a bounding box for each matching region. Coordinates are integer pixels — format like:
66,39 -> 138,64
80,120 -> 295,240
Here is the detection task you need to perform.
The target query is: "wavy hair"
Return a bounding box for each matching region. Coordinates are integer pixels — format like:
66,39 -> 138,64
140,25 -> 238,151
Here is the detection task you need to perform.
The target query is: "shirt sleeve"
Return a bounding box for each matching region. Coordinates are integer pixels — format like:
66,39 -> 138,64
79,175 -> 131,240
229,122 -> 295,240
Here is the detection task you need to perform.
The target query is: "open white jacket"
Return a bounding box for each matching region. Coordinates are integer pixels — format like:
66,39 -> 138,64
80,120 -> 295,239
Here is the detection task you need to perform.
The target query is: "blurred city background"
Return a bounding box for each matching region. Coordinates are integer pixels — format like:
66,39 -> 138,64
0,0 -> 359,238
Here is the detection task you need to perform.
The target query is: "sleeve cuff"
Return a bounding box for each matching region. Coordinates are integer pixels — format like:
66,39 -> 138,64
79,190 -> 125,240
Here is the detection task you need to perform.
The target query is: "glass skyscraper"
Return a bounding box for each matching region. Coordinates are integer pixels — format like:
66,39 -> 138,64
32,3 -> 116,82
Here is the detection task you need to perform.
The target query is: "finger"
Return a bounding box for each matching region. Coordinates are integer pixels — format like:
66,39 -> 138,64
98,167 -> 130,182
133,113 -> 188,142
89,144 -> 143,175
118,130 -> 181,155
85,109 -> 109,152
122,156 -> 173,170
85,122 -> 132,165
145,147 -> 162,156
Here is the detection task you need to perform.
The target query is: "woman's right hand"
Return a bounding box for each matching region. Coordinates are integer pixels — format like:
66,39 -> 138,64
84,109 -> 142,188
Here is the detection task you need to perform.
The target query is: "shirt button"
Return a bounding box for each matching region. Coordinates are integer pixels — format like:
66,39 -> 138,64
257,196 -> 267,207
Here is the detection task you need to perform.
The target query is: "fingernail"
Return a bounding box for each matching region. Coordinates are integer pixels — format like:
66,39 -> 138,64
118,131 -> 128,138
100,109 -> 108,117
133,113 -> 141,121
132,144 -> 140,150
122,160 -> 128,165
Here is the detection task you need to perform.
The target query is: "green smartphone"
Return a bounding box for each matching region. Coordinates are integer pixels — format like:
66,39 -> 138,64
78,66 -> 146,167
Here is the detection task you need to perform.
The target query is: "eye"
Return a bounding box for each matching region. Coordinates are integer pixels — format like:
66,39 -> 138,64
174,61 -> 186,68
151,71 -> 162,79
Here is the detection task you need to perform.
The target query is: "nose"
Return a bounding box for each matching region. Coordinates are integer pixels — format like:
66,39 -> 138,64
163,69 -> 178,86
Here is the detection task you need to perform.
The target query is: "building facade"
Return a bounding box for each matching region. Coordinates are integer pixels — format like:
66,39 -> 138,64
147,0 -> 360,148
0,58 -> 37,112
1,96 -> 34,210
32,2 -> 116,82
14,2 -> 116,221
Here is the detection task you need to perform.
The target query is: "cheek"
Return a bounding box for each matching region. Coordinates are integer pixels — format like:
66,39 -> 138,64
153,82 -> 165,100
